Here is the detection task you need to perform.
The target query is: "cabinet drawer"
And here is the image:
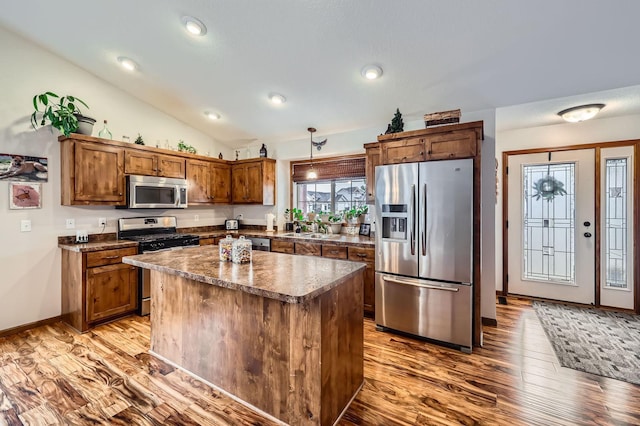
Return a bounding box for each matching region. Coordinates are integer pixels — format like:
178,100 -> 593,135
295,242 -> 321,256
199,237 -> 215,246
86,247 -> 137,268
322,245 -> 347,259
271,240 -> 294,254
348,247 -> 375,263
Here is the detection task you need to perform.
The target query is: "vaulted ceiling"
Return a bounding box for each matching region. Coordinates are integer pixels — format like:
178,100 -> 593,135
2,0 -> 640,147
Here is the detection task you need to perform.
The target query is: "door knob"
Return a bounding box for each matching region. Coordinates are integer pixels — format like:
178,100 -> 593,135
584,232 -> 592,238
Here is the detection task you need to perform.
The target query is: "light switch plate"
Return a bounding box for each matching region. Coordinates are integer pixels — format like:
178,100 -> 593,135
66,218 -> 75,229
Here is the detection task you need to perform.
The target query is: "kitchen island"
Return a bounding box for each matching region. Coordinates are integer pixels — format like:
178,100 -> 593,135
122,245 -> 365,426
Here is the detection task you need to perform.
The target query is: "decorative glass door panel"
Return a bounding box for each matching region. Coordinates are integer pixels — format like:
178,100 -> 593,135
522,163 -> 575,283
600,146 -> 634,310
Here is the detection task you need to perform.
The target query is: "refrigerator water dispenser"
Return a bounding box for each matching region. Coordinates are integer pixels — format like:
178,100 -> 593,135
380,204 -> 408,240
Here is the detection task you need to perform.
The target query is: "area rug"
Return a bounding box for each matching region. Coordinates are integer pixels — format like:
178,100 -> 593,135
533,300 -> 640,386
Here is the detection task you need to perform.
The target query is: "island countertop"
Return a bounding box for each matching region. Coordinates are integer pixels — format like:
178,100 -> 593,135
122,245 -> 366,304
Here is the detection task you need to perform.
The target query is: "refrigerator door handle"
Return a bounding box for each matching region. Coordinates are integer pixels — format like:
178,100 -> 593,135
410,184 -> 416,255
382,275 -> 460,292
421,183 -> 427,256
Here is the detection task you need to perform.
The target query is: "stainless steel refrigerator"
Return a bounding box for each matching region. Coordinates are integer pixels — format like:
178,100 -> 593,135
375,158 -> 473,352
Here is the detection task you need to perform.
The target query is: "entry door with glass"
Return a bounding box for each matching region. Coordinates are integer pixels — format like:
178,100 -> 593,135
507,149 -> 595,304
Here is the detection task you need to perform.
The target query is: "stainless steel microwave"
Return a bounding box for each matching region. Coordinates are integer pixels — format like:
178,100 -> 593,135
124,175 -> 188,209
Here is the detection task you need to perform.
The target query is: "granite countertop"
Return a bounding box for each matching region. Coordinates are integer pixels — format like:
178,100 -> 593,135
122,245 -> 366,303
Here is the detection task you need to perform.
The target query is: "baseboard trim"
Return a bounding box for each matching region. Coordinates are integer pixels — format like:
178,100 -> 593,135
0,315 -> 62,338
482,317 -> 498,327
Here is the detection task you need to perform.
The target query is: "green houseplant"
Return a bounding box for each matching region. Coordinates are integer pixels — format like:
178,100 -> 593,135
328,212 -> 343,234
31,92 -> 95,137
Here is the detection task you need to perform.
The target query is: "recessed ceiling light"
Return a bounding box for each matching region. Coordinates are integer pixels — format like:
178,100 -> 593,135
182,16 -> 207,36
269,93 -> 287,105
558,104 -> 605,123
205,111 -> 221,120
361,65 -> 383,80
117,56 -> 138,72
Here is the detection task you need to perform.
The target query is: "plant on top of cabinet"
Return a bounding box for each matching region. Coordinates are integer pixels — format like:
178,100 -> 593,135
134,133 -> 145,145
31,92 -> 95,137
177,140 -> 197,154
383,108 -> 404,135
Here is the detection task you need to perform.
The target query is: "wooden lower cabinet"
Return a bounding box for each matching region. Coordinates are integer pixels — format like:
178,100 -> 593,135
62,246 -> 138,332
347,247 -> 375,317
271,240 -> 294,254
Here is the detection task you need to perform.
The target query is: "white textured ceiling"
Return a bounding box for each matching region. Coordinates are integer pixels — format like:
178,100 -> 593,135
2,0 -> 640,147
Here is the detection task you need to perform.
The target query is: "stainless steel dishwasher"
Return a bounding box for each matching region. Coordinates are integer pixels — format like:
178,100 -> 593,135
251,237 -> 271,251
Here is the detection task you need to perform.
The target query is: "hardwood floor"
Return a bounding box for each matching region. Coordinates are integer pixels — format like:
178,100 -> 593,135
1,297 -> 638,425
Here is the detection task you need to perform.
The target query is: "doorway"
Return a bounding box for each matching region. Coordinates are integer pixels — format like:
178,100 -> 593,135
503,143 -> 637,311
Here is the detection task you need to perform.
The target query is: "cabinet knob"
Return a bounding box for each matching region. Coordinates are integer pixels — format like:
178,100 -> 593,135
119,192 -> 123,196
420,152 -> 424,155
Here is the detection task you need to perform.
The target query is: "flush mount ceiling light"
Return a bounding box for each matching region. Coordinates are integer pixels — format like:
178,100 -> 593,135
117,56 -> 138,72
182,16 -> 207,36
361,64 -> 383,80
269,93 -> 287,105
205,111 -> 221,120
558,103 -> 605,123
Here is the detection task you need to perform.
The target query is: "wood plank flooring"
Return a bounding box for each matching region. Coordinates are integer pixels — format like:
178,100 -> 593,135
1,297 -> 639,425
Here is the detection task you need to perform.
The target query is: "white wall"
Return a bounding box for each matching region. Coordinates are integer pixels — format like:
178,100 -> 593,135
237,111 -> 498,321
0,26 -> 234,330
494,113 -> 640,292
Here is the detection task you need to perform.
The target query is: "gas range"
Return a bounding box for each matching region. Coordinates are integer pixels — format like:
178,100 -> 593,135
117,216 -> 199,252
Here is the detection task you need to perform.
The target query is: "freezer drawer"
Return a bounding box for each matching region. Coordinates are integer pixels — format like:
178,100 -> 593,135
375,273 -> 472,350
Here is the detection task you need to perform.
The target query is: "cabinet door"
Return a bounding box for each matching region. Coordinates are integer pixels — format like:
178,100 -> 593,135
86,263 -> 137,323
125,150 -> 157,176
74,142 -> 125,204
426,130 -> 477,160
210,162 -> 231,203
348,247 -> 375,317
365,145 -> 381,204
231,164 -> 248,203
244,161 -> 263,203
381,138 -> 426,164
271,240 -> 295,254
295,242 -> 321,256
186,159 -> 211,204
158,155 -> 186,178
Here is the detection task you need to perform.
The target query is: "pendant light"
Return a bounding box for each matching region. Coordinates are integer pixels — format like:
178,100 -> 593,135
306,127 -> 318,180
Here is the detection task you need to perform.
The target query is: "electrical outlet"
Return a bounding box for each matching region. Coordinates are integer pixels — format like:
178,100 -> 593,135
194,215 -> 199,222
98,217 -> 107,227
75,230 -> 89,243
66,218 -> 75,229
21,220 -> 31,232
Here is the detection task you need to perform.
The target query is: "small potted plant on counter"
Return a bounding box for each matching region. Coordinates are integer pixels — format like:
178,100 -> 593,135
328,212 -> 343,234
345,205 -> 368,225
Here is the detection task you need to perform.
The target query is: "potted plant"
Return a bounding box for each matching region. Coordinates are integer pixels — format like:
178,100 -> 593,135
319,210 -> 330,223
31,92 -> 95,137
292,208 -> 305,223
328,212 -> 343,234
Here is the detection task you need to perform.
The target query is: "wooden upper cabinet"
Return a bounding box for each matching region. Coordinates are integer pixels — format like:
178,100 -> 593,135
125,150 -> 185,178
364,143 -> 381,204
381,137 -> 426,164
157,154 -> 186,178
60,139 -> 125,205
426,129 -> 477,160
210,162 -> 231,203
186,159 -> 211,204
231,158 -> 276,205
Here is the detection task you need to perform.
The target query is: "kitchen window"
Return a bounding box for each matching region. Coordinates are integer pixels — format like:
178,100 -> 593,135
290,155 -> 366,214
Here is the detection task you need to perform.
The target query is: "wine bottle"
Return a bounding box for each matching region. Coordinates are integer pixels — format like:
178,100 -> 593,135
260,143 -> 267,158
98,120 -> 112,139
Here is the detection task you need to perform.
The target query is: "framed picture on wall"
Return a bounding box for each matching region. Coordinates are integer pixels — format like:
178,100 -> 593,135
0,154 -> 48,182
358,223 -> 371,237
9,182 -> 42,209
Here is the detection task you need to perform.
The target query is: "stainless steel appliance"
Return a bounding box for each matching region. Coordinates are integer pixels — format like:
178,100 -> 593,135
118,216 -> 199,315
251,237 -> 271,251
121,175 -> 188,209
225,219 -> 239,230
375,158 -> 473,352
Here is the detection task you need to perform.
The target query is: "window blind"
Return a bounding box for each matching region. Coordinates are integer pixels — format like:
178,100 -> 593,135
292,157 -> 365,182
